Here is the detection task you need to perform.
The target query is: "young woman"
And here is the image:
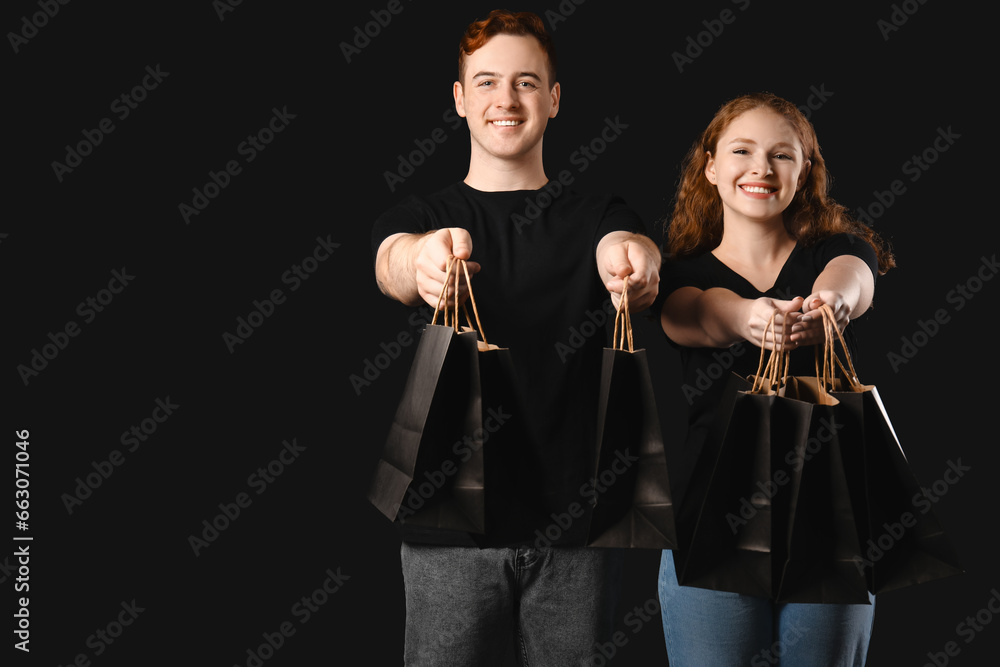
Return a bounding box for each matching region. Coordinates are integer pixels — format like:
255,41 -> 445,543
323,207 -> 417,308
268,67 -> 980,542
657,92 -> 895,665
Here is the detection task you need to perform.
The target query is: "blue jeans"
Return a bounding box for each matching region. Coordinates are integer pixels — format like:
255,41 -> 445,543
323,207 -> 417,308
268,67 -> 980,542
401,543 -> 623,666
658,551 -> 875,666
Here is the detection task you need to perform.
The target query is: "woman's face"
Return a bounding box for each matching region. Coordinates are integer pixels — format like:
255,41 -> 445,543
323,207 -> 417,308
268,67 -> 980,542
705,107 -> 811,228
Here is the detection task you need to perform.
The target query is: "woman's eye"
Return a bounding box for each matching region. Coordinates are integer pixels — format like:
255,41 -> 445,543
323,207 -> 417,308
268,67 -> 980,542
733,149 -> 748,155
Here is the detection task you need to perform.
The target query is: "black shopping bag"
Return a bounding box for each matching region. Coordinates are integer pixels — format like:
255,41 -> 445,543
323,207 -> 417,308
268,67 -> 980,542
586,277 -> 677,549
822,306 -> 963,594
367,258 -> 490,534
772,370 -> 871,603
675,313 -> 871,602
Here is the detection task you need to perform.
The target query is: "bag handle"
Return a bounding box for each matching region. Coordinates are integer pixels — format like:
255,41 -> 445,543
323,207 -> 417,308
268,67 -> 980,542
431,257 -> 490,346
817,304 -> 863,392
750,310 -> 790,394
612,276 -> 634,352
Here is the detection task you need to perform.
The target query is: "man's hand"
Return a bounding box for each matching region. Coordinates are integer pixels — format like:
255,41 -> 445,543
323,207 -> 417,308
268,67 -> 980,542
375,228 -> 480,308
413,228 -> 480,309
596,232 -> 660,311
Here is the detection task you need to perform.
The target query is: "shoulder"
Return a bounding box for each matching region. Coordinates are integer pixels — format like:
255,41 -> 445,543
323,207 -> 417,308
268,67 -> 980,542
657,252 -> 721,305
374,182 -> 467,228
371,183 -> 467,254
562,189 -> 645,236
806,233 -> 878,278
382,182 -> 467,216
663,251 -> 717,282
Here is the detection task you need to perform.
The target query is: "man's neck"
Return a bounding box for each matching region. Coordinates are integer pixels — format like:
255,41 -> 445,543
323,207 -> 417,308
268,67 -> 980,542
462,148 -> 548,192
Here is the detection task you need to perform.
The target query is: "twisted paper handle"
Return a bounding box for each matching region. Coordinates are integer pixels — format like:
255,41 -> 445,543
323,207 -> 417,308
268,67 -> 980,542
750,310 -> 790,394
817,304 -> 862,392
611,276 -> 634,352
431,257 -> 489,346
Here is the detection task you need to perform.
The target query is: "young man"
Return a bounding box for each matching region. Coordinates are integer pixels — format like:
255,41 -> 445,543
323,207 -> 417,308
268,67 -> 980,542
372,10 -> 660,665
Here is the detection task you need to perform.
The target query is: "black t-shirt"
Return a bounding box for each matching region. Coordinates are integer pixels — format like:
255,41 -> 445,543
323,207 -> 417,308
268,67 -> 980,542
659,233 -> 878,504
372,181 -> 647,545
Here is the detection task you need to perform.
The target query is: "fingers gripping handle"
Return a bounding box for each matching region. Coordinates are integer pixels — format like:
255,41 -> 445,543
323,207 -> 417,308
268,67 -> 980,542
431,256 -> 489,346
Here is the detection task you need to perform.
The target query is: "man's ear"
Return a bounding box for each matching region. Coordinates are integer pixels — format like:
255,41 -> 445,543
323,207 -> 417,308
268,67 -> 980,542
548,81 -> 560,119
453,81 -> 466,117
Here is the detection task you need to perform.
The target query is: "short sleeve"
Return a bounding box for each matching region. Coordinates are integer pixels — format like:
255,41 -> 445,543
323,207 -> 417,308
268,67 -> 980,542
649,252 -> 718,329
815,233 -> 879,281
592,195 -> 648,251
370,196 -> 435,263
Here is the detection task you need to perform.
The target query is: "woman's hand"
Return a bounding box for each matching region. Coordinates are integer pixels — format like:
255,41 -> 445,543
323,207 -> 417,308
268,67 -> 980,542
790,291 -> 847,346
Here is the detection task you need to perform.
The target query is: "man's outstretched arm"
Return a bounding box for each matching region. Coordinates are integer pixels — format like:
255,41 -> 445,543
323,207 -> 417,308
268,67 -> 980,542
375,228 -> 480,307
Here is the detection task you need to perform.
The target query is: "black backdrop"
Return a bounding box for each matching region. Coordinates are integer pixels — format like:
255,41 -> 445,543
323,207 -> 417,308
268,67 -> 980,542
5,1 -> 996,665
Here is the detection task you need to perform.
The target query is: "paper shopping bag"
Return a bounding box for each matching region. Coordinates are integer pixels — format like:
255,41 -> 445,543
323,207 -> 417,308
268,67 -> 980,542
367,258 -> 489,533
586,277 -> 677,549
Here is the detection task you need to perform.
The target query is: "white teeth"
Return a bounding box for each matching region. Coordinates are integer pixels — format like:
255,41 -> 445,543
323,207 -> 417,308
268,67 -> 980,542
742,185 -> 774,194
492,120 -> 521,126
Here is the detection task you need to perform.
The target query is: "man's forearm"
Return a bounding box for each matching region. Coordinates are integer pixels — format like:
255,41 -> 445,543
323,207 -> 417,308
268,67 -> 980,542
375,232 -> 429,306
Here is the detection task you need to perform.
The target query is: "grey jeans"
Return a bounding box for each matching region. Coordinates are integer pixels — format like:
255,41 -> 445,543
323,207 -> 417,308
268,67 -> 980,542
401,543 -> 624,666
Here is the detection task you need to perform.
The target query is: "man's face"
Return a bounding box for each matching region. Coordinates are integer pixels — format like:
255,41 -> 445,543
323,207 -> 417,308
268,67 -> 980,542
454,34 -> 560,166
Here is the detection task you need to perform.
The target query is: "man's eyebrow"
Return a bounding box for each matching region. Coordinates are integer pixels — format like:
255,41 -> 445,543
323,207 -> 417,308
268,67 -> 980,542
471,71 -> 543,80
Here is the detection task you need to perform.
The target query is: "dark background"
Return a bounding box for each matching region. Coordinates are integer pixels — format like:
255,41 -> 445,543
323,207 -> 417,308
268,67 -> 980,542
5,0 -> 994,665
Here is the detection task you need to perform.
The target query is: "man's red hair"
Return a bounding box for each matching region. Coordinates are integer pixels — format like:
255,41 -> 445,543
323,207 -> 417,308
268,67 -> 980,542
458,10 -> 557,86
